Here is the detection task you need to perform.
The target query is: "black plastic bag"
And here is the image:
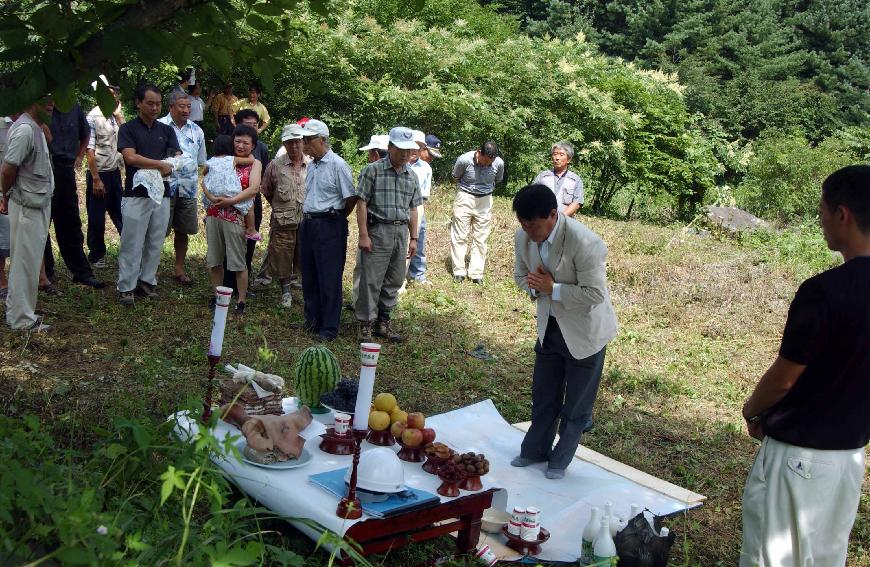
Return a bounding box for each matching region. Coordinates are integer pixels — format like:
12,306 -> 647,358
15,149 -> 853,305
612,512 -> 676,567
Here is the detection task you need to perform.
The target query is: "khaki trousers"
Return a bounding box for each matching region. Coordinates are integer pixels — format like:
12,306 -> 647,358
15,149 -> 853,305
740,436 -> 864,567
117,196 -> 170,293
6,199 -> 51,329
450,191 -> 492,279
266,224 -> 299,282
354,223 -> 409,322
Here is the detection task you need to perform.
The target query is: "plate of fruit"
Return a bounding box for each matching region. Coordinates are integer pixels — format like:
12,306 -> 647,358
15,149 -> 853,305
452,452 -> 489,491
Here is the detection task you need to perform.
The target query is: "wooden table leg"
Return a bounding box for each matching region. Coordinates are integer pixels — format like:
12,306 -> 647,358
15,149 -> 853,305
455,508 -> 484,553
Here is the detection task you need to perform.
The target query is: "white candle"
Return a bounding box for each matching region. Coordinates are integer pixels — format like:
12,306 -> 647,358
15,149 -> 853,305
353,343 -> 381,430
208,286 -> 233,358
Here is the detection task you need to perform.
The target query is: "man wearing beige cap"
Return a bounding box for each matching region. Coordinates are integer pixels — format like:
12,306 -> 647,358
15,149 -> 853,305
261,124 -> 308,308
354,126 -> 423,342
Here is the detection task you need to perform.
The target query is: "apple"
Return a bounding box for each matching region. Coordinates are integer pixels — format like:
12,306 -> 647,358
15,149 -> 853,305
421,428 -> 436,445
390,420 -> 408,439
406,412 -> 425,429
402,428 -> 423,447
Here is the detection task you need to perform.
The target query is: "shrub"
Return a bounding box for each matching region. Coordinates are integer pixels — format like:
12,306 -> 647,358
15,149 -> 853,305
735,132 -> 855,224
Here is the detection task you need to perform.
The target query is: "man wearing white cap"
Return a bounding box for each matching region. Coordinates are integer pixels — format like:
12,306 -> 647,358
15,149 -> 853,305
359,135 -> 389,164
354,127 -> 423,342
261,124 -> 308,308
298,119 -> 356,342
406,130 -> 433,285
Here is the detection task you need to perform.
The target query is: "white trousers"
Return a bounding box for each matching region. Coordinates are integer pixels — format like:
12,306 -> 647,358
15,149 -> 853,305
450,191 -> 492,279
6,199 -> 50,329
740,436 -> 864,567
117,197 -> 170,293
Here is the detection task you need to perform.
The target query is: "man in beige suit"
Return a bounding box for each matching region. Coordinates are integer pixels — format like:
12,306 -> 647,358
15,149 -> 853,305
510,183 -> 618,479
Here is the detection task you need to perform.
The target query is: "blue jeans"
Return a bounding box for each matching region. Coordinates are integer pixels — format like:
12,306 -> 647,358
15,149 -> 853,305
407,211 -> 427,281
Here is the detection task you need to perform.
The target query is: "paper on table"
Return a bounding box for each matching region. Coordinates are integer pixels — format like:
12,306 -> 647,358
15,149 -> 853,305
299,419 -> 327,440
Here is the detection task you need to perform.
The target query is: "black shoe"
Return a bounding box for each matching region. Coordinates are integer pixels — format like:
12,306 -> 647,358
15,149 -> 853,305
453,275 -> 466,283
74,276 -> 106,289
471,278 -> 483,285
234,302 -> 246,316
316,333 -> 336,343
344,302 -> 354,312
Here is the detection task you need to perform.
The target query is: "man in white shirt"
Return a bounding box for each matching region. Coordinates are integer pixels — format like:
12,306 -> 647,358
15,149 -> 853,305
407,130 -> 433,285
533,140 -> 584,216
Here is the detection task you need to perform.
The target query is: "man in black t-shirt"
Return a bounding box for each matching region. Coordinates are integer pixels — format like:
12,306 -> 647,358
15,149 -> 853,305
740,165 -> 870,566
115,84 -> 181,306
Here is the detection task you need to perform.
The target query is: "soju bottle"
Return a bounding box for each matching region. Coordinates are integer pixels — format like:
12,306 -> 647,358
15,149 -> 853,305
592,518 -> 617,565
580,506 -> 601,564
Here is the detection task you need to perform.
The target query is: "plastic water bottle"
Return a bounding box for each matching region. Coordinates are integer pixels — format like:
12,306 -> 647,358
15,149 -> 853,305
592,517 -> 618,564
580,506 -> 601,564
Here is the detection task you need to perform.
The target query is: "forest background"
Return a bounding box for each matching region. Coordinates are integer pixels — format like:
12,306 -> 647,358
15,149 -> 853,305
1,0 -> 869,565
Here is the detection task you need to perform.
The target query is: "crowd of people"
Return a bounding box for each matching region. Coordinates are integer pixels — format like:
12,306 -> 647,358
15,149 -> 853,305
2,75 -> 869,565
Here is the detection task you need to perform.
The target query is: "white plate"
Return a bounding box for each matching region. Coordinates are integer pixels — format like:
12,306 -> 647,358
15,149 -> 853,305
240,447 -> 313,470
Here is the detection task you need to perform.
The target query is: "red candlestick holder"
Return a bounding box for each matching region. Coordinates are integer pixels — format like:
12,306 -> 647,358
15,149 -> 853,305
201,354 -> 221,423
336,428 -> 369,519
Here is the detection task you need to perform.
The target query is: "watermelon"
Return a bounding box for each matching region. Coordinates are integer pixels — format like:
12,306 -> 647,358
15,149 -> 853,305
293,346 -> 341,412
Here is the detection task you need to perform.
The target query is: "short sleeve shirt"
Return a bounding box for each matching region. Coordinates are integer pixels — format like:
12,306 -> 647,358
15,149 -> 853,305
232,99 -> 270,127
534,169 -> 584,213
762,257 -> 870,450
453,151 -> 505,196
303,150 -> 355,214
356,156 -> 424,222
409,158 -> 432,199
48,105 -> 89,162
157,115 -> 206,198
117,116 -> 181,194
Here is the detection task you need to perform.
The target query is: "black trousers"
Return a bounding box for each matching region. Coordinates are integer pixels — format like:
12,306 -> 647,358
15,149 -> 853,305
300,215 -> 347,340
43,161 -> 94,282
85,169 -> 123,262
222,193 -> 262,291
520,316 -> 606,470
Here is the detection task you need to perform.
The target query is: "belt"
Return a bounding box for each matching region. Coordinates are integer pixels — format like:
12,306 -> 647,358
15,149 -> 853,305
459,188 -> 492,197
303,209 -> 341,219
368,215 -> 408,226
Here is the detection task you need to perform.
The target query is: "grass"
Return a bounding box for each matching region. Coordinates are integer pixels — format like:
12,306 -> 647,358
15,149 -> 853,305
2,184 -> 868,566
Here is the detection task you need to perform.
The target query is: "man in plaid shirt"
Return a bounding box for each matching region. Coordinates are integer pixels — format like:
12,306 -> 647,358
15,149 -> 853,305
354,126 -> 423,342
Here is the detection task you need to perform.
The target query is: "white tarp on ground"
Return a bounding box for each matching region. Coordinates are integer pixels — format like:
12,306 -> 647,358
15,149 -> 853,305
173,398 -> 703,563
427,399 -> 703,562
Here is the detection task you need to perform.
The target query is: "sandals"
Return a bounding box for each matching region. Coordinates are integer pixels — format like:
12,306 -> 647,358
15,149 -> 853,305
173,274 -> 193,286
39,283 -> 61,295
245,232 -> 263,242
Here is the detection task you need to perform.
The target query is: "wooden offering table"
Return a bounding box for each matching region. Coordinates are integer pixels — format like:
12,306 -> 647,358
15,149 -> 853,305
341,488 -> 496,565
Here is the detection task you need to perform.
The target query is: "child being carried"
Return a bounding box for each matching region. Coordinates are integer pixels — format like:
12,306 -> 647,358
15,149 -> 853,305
202,135 -> 261,241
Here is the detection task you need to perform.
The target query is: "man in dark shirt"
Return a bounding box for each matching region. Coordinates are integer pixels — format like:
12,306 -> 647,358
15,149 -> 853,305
115,84 -> 181,306
43,102 -> 104,288
740,165 -> 870,566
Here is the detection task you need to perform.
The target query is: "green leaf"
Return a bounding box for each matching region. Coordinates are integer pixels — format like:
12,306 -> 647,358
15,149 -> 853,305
246,13 -> 272,31
308,0 -> 330,17
52,82 -> 77,113
252,2 -> 287,16
104,443 -> 127,459
56,547 -> 94,565
158,465 -> 184,505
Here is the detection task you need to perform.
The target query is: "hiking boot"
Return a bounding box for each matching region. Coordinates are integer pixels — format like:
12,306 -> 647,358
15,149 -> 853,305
119,291 -> 135,306
281,292 -> 293,308
358,321 -> 373,341
373,318 -> 403,343
136,280 -> 158,298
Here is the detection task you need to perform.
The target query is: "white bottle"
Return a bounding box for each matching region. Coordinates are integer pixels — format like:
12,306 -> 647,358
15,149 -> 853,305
592,517 -> 618,564
580,506 -> 601,564
630,503 -> 641,520
604,501 -> 619,537
660,527 -> 670,538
